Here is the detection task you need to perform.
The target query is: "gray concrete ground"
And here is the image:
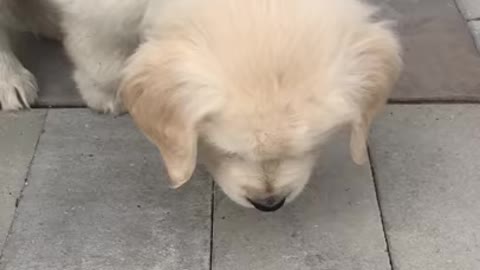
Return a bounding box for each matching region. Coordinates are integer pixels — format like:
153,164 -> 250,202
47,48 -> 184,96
0,112 -> 46,249
370,105 -> 480,270
1,111 -> 212,270
374,0 -> 480,101
1,0 -> 480,269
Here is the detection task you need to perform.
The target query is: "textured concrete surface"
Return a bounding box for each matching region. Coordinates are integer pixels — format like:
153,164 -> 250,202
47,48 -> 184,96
370,105 -> 480,270
372,0 -> 480,101
0,111 -> 46,250
0,110 -> 211,270
469,21 -> 480,51
212,132 -> 390,270
456,0 -> 480,20
16,35 -> 82,107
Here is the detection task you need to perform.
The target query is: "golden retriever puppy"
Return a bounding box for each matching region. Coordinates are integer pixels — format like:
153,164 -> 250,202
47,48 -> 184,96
121,0 -> 402,211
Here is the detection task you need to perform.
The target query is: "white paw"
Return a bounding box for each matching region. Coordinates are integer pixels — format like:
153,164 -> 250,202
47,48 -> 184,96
87,97 -> 126,115
73,70 -> 126,115
0,67 -> 38,110
80,89 -> 125,115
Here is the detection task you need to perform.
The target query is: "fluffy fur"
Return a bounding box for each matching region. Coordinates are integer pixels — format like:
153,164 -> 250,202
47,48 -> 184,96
0,0 -> 148,112
1,0 -> 401,209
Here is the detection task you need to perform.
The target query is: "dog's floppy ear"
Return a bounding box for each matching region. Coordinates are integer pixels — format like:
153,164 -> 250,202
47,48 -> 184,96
348,25 -> 402,165
120,41 -> 222,188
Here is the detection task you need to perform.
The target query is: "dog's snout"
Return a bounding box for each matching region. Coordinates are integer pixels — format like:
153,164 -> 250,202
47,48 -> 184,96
248,196 -> 286,212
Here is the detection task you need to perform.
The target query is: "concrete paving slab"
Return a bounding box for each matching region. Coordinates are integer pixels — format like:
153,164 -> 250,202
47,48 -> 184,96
212,132 -> 390,270
0,110 -> 211,270
469,21 -> 480,51
456,0 -> 480,20
371,0 -> 480,101
369,105 -> 480,270
16,35 -> 83,107
0,111 -> 46,250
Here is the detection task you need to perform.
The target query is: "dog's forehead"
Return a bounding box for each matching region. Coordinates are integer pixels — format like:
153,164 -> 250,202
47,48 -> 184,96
204,110 -> 314,159
202,83 -> 352,158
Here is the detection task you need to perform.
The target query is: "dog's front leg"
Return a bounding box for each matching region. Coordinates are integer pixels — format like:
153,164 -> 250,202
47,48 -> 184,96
63,28 -> 135,115
0,28 -> 38,110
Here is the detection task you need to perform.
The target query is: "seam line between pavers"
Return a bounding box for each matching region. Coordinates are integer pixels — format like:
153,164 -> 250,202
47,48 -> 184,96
388,100 -> 480,104
32,105 -> 86,109
0,109 -> 49,263
208,181 -> 215,270
367,146 -> 395,270
31,100 -> 480,110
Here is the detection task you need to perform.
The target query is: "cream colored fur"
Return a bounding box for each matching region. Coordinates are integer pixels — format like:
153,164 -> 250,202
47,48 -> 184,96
120,0 -> 402,207
0,0 -> 149,112
0,0 -> 401,208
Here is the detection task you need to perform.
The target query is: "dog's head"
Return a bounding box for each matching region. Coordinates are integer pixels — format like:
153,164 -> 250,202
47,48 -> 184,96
120,1 -> 401,211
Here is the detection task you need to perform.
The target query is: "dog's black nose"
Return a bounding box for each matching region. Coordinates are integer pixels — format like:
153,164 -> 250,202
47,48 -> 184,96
248,196 -> 286,212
